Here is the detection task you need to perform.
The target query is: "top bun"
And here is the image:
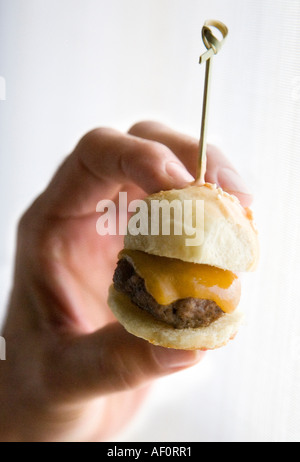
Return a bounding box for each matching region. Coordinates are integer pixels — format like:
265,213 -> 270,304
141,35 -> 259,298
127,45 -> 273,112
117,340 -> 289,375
124,184 -> 259,272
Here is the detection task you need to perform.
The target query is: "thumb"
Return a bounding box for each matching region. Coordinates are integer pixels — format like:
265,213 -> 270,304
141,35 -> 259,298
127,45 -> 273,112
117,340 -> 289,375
55,323 -> 204,401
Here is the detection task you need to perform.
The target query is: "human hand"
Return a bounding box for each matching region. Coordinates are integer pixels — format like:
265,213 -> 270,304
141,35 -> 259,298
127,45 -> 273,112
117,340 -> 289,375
0,121 -> 252,442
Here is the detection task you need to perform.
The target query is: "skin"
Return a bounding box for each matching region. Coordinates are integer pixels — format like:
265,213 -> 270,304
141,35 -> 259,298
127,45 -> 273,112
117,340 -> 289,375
0,121 -> 253,442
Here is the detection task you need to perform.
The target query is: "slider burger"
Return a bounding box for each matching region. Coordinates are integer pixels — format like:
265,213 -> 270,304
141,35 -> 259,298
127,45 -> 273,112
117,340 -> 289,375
108,184 -> 259,350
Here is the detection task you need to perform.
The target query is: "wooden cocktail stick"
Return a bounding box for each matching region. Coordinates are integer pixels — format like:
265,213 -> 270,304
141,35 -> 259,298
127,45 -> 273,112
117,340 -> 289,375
196,20 -> 228,185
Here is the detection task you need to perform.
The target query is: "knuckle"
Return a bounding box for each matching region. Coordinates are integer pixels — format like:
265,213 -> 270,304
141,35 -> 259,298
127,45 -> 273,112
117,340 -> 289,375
99,341 -> 150,392
18,206 -> 66,272
104,349 -> 138,391
77,127 -> 116,157
17,209 -> 31,236
17,199 -> 40,240
128,120 -> 154,136
139,138 -> 171,161
121,138 -> 168,176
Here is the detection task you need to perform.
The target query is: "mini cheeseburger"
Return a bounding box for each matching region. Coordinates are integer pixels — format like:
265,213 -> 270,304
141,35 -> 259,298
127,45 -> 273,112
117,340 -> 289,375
108,184 -> 259,350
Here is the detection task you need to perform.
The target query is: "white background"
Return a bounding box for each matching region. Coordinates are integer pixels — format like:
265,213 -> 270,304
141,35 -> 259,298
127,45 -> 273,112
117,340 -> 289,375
1,0 -> 300,442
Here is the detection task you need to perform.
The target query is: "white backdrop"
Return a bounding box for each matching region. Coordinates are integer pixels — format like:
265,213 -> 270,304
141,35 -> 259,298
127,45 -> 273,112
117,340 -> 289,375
1,0 -> 300,442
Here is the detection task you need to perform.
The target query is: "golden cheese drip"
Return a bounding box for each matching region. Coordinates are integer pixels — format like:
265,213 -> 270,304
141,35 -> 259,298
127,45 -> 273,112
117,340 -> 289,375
119,250 -> 241,314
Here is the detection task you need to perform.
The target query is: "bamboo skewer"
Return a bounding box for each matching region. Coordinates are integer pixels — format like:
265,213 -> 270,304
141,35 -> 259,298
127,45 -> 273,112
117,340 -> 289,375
196,20 -> 229,184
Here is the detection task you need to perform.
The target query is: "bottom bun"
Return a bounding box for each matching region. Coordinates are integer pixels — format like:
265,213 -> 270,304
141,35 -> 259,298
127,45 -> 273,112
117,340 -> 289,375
108,286 -> 244,350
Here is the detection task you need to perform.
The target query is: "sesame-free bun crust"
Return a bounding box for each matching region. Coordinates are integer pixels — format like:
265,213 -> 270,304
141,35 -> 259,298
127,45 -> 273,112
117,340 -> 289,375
124,184 -> 259,272
108,286 -> 244,350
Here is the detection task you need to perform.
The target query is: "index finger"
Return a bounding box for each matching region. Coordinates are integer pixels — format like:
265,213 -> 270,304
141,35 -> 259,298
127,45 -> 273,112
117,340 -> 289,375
36,127 -> 195,218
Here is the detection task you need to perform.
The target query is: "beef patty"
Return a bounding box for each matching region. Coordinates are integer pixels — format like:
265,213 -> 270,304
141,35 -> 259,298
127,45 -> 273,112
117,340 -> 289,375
113,258 -> 224,329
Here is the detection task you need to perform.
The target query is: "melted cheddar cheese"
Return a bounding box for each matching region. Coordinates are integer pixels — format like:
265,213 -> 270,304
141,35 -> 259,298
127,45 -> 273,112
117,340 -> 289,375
119,249 -> 241,314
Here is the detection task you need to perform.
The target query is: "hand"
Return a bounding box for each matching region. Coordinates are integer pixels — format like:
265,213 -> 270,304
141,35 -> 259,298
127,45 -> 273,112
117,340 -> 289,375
0,121 -> 252,442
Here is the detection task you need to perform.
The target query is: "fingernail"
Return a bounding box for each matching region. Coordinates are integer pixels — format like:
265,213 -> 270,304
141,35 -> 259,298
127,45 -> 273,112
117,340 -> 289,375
217,167 -> 252,195
153,347 -> 203,370
166,161 -> 195,186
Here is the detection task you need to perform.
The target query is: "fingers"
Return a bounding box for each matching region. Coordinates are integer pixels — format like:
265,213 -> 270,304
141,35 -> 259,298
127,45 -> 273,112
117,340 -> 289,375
129,121 -> 199,175
129,121 -> 253,207
54,324 -> 204,401
38,128 -> 194,218
35,121 -> 252,218
33,121 -> 252,219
